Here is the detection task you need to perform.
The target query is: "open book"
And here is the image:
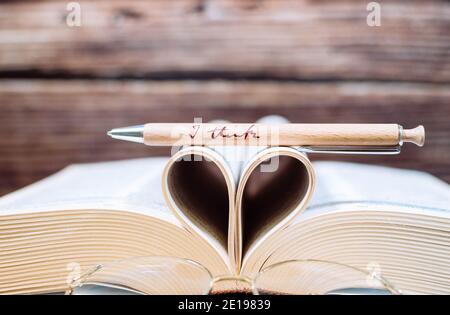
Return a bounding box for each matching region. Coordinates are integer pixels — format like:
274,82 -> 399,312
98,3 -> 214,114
0,142 -> 449,294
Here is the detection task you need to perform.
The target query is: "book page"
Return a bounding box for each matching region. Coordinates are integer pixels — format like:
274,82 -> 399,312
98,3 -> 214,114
242,161 -> 450,294
162,146 -> 237,270
0,158 -> 172,218
234,146 -> 315,272
0,157 -> 233,294
309,161 -> 450,213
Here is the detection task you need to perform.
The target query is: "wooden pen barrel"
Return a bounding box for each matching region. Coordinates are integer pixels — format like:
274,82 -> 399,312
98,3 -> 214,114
143,123 -> 423,147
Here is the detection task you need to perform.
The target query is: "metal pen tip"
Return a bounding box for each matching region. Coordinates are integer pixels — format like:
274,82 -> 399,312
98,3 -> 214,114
106,125 -> 145,143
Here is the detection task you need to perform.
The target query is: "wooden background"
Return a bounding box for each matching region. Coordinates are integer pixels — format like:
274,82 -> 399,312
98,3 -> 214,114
0,0 -> 449,197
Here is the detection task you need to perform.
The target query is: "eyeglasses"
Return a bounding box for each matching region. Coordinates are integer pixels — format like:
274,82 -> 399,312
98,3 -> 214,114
65,256 -> 401,295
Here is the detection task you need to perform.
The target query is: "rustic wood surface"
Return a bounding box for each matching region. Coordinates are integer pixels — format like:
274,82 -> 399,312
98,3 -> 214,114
0,0 -> 449,196
1,0 -> 449,82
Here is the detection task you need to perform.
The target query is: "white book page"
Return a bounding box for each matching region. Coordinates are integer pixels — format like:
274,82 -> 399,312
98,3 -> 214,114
0,157 -> 171,218
309,161 -> 450,213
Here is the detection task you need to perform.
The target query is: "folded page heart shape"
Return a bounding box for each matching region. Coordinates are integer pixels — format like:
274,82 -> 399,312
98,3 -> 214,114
162,146 -> 315,273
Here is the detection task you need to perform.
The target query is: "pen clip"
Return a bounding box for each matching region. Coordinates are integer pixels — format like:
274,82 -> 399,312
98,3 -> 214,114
297,145 -> 401,155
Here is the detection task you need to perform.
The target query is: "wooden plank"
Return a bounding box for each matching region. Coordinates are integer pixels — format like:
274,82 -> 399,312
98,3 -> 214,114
0,0 -> 449,82
0,80 -> 448,196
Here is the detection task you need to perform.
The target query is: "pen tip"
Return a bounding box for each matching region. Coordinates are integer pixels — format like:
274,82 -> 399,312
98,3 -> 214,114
106,125 -> 145,143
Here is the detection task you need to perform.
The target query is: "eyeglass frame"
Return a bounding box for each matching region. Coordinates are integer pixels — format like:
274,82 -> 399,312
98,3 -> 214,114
65,256 -> 402,295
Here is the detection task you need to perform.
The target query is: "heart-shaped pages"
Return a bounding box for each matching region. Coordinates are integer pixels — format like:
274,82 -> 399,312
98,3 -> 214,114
162,146 -> 315,273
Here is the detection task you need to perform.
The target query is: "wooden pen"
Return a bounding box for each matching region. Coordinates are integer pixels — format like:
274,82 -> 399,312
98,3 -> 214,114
107,123 -> 425,152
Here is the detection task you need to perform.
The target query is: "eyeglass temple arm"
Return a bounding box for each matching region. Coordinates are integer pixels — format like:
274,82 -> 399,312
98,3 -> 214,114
64,264 -> 104,295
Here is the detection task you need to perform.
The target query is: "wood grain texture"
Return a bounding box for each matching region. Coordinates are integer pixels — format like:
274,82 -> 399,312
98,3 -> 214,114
0,0 -> 449,82
0,0 -> 449,196
141,123 -> 404,146
0,80 -> 448,196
